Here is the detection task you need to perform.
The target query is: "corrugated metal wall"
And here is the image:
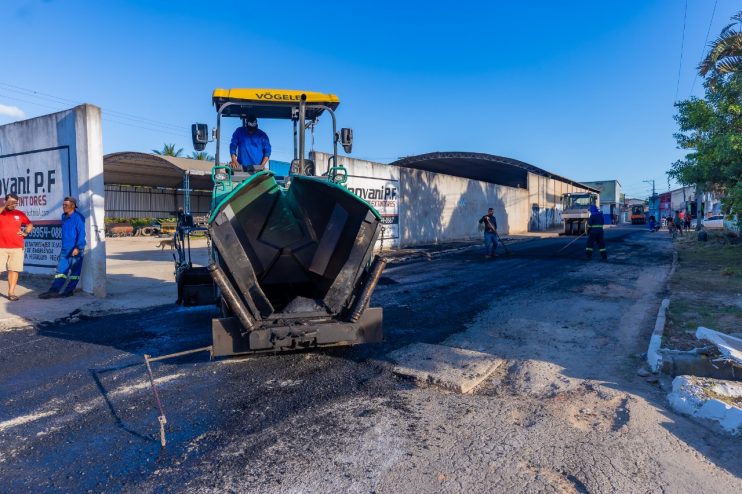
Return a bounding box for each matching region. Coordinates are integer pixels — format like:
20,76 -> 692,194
104,185 -> 211,219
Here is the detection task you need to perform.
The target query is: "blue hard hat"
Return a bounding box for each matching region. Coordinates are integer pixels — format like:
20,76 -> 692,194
589,205 -> 599,214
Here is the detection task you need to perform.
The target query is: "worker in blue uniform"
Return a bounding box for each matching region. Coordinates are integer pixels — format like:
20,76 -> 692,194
39,197 -> 86,298
229,116 -> 271,173
585,204 -> 607,261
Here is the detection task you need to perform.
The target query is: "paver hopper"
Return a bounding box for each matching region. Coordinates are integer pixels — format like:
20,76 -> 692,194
177,89 -> 385,356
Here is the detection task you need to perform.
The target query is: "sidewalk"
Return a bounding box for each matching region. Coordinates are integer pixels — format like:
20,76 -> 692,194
0,237 -> 210,330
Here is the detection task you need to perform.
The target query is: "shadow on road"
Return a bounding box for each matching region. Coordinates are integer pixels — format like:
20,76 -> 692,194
36,304 -> 215,357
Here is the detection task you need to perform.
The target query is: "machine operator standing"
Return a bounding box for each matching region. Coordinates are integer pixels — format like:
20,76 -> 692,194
585,204 -> 607,261
229,116 -> 271,173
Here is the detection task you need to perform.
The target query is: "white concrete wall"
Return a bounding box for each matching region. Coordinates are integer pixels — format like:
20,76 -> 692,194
671,186 -> 694,212
399,168 -> 529,245
0,105 -> 106,296
312,152 -> 598,244
313,152 -> 531,247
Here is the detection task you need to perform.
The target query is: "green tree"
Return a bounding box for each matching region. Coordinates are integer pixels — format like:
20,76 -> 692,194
670,10 -> 742,220
191,151 -> 214,161
152,143 -> 183,157
669,73 -> 742,217
698,11 -> 742,88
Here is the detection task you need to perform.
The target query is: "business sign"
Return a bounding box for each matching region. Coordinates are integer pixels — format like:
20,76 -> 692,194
0,146 -> 72,269
346,175 -> 400,243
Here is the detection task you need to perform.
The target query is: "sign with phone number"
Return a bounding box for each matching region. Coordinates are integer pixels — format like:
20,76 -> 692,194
24,223 -> 62,267
346,175 -> 400,241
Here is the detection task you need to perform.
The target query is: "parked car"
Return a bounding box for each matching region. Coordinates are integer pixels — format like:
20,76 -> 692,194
702,215 -> 724,229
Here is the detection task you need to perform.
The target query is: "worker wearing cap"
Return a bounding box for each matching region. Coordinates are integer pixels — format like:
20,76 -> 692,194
585,204 -> 607,261
229,116 -> 271,173
39,197 -> 86,298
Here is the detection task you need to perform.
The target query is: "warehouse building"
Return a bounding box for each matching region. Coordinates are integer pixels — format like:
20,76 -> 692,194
581,180 -> 622,224
103,150 -> 596,247
312,151 -> 597,248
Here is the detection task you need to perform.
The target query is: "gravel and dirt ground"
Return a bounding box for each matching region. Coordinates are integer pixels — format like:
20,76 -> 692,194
1,226 -> 740,493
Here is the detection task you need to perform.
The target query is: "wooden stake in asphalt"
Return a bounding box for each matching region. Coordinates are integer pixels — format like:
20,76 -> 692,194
143,345 -> 213,447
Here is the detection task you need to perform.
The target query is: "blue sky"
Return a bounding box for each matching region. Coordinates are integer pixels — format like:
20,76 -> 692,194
1,0 -> 739,199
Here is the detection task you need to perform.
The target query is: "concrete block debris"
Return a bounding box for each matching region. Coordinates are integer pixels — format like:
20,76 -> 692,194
667,375 -> 742,435
696,327 -> 742,367
388,342 -> 504,394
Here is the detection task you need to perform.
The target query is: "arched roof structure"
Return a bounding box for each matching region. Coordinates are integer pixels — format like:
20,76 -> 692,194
103,152 -> 214,190
390,152 -> 598,192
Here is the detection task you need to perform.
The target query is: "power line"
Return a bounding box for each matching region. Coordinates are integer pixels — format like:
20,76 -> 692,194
675,0 -> 688,102
0,91 -> 190,138
690,0 -> 718,95
0,81 -> 189,133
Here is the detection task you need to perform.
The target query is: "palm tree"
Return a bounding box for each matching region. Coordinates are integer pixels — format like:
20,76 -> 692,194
191,151 -> 214,161
698,11 -> 742,86
152,143 -> 183,157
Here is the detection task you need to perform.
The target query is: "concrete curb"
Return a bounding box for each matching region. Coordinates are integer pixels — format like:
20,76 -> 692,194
646,250 -> 678,372
647,299 -> 670,372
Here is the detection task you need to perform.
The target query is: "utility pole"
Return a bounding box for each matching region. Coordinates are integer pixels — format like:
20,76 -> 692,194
643,179 -> 656,197
643,179 -> 657,221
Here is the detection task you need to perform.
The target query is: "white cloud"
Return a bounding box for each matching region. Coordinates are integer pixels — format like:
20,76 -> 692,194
0,104 -> 25,119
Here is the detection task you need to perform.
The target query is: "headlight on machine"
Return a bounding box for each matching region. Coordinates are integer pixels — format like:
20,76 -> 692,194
214,171 -> 229,181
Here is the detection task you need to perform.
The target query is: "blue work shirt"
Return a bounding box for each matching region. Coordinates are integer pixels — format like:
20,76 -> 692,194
229,127 -> 271,169
61,210 -> 86,254
587,210 -> 604,229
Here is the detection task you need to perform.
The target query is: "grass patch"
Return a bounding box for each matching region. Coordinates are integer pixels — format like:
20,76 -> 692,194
664,236 -> 742,350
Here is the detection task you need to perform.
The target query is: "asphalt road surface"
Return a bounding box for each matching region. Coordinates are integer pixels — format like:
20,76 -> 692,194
1,226 -> 740,493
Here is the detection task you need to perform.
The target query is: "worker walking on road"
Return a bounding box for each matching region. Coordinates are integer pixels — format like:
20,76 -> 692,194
585,204 -> 607,261
478,208 -> 498,258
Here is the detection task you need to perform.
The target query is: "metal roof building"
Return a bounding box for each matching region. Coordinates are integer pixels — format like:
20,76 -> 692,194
390,152 -> 598,193
102,153 -> 291,219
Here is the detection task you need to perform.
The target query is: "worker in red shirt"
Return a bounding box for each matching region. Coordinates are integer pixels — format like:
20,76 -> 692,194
0,193 -> 33,300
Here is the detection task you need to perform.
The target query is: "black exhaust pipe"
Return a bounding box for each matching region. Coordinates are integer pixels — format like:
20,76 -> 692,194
208,263 -> 257,332
349,256 -> 387,322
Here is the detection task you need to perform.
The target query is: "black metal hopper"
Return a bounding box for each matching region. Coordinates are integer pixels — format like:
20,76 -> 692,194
207,172 -> 385,355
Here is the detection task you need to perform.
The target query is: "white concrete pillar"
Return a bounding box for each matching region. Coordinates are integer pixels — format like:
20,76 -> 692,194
74,105 -> 106,297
